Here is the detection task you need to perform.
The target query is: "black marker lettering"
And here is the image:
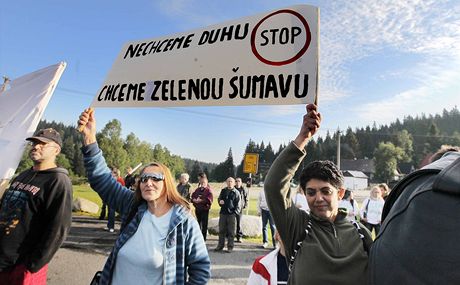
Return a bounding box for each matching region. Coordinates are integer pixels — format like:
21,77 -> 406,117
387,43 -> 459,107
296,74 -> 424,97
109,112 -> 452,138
188,79 -> 200,99
151,81 -> 161,101
278,74 -> 291,97
235,23 -> 249,40
138,83 -> 146,101
294,74 -> 308,98
98,86 -> 108,101
118,84 -> 127,101
265,75 -> 278,98
178,80 -> 187,100
135,43 -> 146,57
260,30 -> 269,46
201,79 -> 210,100
124,44 -> 138,59
251,75 -> 265,98
143,42 -> 153,56
220,26 -> 234,42
229,76 -> 238,98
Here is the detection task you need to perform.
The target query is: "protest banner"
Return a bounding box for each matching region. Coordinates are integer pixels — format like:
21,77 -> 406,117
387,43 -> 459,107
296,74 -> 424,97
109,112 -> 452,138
91,4 -> 319,108
0,62 -> 66,194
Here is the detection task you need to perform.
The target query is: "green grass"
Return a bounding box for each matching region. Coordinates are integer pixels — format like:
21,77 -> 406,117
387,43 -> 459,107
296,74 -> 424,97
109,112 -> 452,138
73,184 -> 102,203
209,197 -> 259,219
209,195 -> 271,242
74,183 -> 262,219
72,184 -> 103,217
73,183 -> 269,239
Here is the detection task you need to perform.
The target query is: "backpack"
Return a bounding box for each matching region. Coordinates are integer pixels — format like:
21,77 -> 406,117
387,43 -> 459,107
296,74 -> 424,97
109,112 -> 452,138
369,153 -> 460,284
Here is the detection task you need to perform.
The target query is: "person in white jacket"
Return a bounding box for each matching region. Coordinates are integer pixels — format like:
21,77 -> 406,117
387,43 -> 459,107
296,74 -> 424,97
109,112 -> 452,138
248,231 -> 288,285
338,190 -> 360,222
291,186 -> 309,213
360,186 -> 385,235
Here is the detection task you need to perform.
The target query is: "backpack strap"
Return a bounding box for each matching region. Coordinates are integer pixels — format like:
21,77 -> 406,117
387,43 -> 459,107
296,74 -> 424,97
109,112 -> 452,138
288,216 -> 312,272
350,220 -> 369,254
288,215 -> 368,271
363,199 -> 370,218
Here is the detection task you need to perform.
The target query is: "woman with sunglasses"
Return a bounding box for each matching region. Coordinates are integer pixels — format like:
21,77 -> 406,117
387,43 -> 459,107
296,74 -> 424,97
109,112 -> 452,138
77,109 -> 210,285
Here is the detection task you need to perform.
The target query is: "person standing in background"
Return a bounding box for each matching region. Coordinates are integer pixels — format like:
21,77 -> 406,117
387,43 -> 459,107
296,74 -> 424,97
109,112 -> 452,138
234,177 -> 248,243
257,187 -> 276,249
215,177 -> 240,253
100,167 -> 124,233
177,173 -> 192,202
292,186 -> 310,213
360,186 -> 384,235
378,183 -> 390,201
191,173 -> 213,241
338,190 -> 360,222
248,230 -> 289,285
124,167 -> 136,190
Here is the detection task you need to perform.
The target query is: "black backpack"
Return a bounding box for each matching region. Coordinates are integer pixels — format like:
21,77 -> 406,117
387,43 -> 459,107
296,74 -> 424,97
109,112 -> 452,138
369,154 -> 460,284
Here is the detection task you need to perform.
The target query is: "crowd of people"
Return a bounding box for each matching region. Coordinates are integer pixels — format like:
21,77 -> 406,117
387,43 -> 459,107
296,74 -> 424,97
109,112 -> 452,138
0,104 -> 458,284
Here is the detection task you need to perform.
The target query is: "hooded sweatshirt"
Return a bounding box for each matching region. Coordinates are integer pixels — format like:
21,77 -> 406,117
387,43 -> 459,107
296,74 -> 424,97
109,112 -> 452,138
0,167 -> 73,272
265,142 -> 372,285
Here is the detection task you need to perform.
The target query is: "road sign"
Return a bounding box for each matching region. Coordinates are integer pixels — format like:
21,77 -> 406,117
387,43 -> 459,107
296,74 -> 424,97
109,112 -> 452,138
243,153 -> 259,174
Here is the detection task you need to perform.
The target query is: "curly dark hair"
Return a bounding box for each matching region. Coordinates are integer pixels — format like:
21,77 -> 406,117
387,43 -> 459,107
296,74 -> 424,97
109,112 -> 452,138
429,145 -> 460,163
299,160 -> 344,191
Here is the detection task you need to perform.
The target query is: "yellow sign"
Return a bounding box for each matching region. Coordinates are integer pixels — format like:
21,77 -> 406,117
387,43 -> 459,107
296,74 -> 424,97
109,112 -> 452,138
243,153 -> 259,174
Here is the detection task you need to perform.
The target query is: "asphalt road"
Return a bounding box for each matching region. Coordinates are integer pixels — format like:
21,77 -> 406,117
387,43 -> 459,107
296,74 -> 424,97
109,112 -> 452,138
47,216 -> 268,285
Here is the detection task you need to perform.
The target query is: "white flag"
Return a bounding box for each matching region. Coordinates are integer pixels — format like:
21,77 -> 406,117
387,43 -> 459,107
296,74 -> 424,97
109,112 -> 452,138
0,62 -> 66,181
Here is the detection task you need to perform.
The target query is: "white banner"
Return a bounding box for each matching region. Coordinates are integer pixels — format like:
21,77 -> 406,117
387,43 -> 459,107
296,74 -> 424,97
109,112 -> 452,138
0,62 -> 66,180
92,4 -> 319,108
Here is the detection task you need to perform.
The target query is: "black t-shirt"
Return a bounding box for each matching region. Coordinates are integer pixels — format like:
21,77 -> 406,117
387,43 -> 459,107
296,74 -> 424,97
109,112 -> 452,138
0,168 -> 72,272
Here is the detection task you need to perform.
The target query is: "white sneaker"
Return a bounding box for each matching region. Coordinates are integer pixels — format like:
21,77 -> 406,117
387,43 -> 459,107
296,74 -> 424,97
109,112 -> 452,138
262,242 -> 269,248
109,228 -> 115,233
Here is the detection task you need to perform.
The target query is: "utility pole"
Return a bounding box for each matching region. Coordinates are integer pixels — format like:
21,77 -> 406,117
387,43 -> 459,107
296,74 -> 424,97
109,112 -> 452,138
336,129 -> 341,170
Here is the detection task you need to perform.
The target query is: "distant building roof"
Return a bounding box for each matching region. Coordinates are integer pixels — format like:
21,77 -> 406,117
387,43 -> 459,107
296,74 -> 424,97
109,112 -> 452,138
340,159 -> 375,174
342,170 -> 368,178
418,153 -> 434,169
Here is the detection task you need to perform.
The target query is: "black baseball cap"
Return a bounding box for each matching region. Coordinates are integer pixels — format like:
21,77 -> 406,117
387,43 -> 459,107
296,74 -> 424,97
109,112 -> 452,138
26,128 -> 62,147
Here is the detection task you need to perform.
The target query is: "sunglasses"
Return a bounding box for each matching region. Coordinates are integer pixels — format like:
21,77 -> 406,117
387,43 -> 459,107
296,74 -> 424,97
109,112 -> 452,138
139,173 -> 164,183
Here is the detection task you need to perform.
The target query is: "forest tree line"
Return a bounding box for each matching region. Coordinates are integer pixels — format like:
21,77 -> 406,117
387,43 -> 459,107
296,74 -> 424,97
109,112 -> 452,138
16,107 -> 460,184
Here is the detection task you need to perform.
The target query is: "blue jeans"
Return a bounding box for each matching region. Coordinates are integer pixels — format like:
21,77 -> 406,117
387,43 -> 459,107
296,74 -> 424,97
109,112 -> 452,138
261,209 -> 275,245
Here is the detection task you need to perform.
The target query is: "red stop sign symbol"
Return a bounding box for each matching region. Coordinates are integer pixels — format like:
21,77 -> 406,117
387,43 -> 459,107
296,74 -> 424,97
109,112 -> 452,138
251,9 -> 312,66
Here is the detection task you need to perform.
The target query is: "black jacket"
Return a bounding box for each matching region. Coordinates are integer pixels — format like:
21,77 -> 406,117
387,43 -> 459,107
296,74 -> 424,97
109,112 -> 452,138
0,167 -> 73,272
218,187 -> 241,215
369,152 -> 460,284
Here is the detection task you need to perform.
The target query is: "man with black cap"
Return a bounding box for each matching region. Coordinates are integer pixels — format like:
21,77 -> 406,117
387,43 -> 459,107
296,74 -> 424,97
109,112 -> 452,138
0,128 -> 72,284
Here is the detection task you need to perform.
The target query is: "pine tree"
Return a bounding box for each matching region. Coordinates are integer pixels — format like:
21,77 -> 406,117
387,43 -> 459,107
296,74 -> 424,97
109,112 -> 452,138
190,161 -> 203,183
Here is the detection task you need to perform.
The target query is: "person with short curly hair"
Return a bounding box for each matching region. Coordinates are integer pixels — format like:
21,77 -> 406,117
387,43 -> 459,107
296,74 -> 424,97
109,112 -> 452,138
264,104 -> 372,285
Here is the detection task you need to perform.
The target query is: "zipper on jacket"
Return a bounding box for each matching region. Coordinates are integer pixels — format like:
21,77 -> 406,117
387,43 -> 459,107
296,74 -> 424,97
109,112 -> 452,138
331,223 -> 337,238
